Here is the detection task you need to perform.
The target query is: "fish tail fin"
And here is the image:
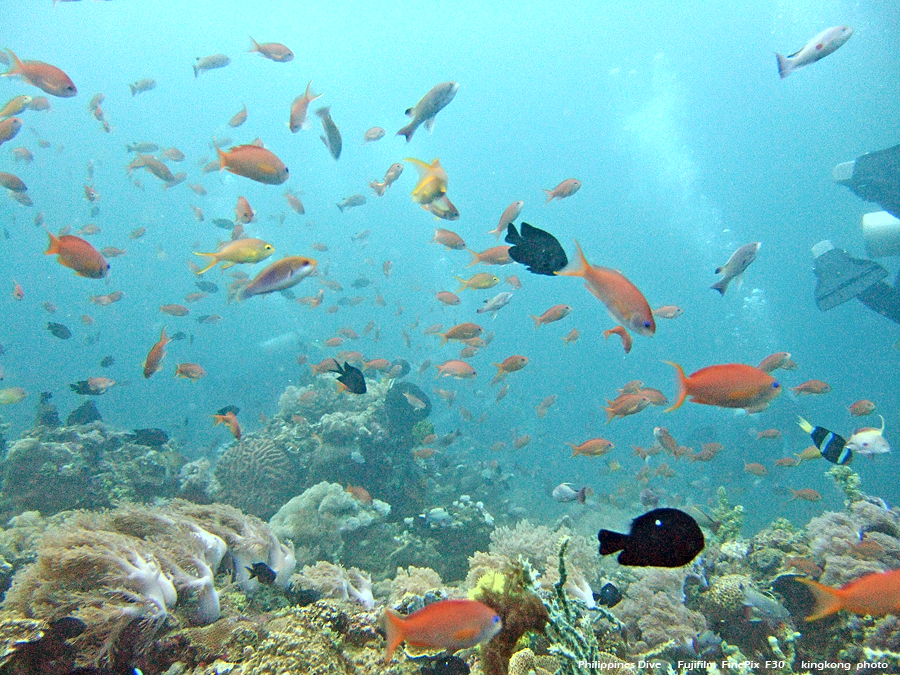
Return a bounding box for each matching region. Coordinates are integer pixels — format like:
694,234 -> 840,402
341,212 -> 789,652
248,36 -> 260,53
396,123 -> 414,142
437,333 -> 448,347
382,610 -> 406,663
129,84 -> 137,96
466,249 -> 481,267
577,487 -> 588,504
796,578 -> 844,621
776,52 -> 791,79
530,315 -> 543,328
453,276 -> 469,293
598,529 -> 628,556
555,239 -> 589,278
566,443 -> 578,457
542,189 -> 555,203
336,203 -> 345,213
45,231 -> 61,255
215,145 -> 227,170
2,49 -> 22,77
192,253 -> 218,275
604,402 -> 616,424
193,64 -> 199,78
710,278 -> 728,295
797,416 -> 814,434
663,361 -> 689,412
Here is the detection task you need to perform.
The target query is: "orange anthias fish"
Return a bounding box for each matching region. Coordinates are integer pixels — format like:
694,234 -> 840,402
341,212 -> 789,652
240,256 -> 317,299
213,411 -> 241,439
555,241 -> 655,337
2,49 -> 76,98
405,157 -> 447,205
383,599 -> 501,663
797,568 -> 900,621
143,327 -> 171,378
45,232 -> 109,279
665,361 -> 782,413
216,144 -> 289,185
289,81 -> 323,132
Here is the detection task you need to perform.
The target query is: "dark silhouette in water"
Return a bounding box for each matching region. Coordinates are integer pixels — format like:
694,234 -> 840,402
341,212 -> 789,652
599,508 -> 705,567
66,400 -> 102,426
35,392 -> 60,428
505,222 -> 568,276
123,428 -> 169,448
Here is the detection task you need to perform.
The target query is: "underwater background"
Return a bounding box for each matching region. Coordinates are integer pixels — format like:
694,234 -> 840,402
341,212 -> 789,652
0,0 -> 899,673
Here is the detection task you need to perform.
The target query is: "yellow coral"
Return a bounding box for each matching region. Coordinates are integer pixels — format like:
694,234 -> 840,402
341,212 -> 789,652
508,647 -> 560,675
468,570 -> 507,599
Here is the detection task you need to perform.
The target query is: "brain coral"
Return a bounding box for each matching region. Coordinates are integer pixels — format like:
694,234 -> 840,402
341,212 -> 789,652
213,430 -> 309,519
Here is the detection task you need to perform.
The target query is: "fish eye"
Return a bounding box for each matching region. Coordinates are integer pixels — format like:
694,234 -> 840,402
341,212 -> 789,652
284,167 -> 289,174
643,321 -> 652,328
772,382 -> 780,389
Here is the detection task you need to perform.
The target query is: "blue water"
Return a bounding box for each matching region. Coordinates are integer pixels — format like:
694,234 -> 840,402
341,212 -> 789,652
2,0 -> 899,531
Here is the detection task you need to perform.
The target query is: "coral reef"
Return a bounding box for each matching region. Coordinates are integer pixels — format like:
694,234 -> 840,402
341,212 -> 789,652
0,500 -> 294,669
466,519 -> 598,590
269,481 -> 390,565
710,486 -> 744,542
0,421 -> 185,518
293,562 -> 375,609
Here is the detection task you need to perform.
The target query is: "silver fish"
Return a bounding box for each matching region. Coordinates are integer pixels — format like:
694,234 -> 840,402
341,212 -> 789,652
552,483 -> 587,503
845,416 -> 890,456
777,26 -> 853,79
477,291 -> 513,318
397,81 -> 459,142
337,194 -> 366,213
129,78 -> 156,96
193,54 -> 231,77
710,242 -> 760,295
316,107 -> 342,160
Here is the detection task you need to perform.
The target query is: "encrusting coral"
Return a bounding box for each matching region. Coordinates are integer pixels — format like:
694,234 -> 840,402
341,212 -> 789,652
294,561 -> 375,609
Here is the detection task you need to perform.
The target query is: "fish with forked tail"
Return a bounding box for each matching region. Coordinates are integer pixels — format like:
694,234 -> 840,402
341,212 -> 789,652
710,242 -> 760,295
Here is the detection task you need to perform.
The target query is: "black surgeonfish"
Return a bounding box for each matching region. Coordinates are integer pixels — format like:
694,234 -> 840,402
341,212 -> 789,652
599,507 -> 705,568
797,416 -> 852,465
505,222 -> 568,276
330,361 -> 367,394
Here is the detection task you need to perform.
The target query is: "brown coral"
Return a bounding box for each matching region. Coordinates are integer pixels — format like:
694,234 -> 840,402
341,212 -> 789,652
213,432 -> 307,519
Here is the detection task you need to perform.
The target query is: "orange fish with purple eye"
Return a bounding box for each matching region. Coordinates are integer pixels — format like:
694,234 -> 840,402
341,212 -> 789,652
555,241 -> 655,337
604,393 -> 651,423
2,49 -> 76,98
664,361 -> 781,413
848,399 -> 876,416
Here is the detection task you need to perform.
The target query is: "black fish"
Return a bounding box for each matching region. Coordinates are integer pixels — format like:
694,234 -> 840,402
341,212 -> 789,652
66,400 -> 102,426
195,280 -> 219,293
47,322 -> 72,339
330,361 -> 366,394
69,381 -> 103,396
217,404 -> 240,417
798,416 -> 852,465
211,218 -> 235,229
99,355 -> 115,368
599,507 -> 705,568
169,331 -> 188,342
505,222 -> 568,276
247,562 -> 277,585
595,582 -> 623,608
124,428 -> 169,447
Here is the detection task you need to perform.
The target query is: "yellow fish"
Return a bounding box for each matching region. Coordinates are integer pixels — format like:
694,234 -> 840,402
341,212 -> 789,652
405,157 -> 447,205
454,273 -> 500,292
193,238 -> 274,274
